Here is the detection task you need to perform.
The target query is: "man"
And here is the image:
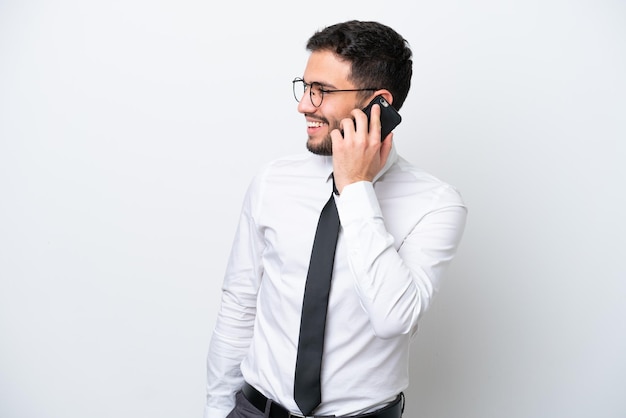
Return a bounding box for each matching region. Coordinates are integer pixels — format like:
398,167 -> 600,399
204,20 -> 467,418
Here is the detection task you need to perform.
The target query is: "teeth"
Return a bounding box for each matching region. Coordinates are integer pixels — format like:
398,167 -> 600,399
307,121 -> 326,128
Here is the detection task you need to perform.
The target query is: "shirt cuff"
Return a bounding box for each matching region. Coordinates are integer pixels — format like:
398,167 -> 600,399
335,181 -> 382,226
204,405 -> 232,418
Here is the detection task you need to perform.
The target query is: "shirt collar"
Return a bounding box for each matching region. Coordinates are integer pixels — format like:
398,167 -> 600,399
315,143 -> 399,185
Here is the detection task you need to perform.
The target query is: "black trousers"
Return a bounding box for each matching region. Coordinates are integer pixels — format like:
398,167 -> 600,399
225,389 -> 405,418
226,391 -> 265,418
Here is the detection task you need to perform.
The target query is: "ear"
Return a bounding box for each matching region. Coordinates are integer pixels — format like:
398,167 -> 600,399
373,89 -> 394,106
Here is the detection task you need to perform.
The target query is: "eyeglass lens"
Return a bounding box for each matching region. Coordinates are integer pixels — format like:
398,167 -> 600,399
293,79 -> 323,107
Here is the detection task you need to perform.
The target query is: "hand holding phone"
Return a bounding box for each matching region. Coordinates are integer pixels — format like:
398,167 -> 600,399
332,95 -> 400,193
362,95 -> 402,140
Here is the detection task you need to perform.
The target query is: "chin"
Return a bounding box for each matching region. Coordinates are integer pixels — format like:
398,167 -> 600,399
306,138 -> 333,156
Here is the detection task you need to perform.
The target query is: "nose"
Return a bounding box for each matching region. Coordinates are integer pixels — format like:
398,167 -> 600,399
297,92 -> 317,114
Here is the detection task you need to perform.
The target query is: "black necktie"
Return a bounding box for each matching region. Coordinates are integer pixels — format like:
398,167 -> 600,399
293,179 -> 340,416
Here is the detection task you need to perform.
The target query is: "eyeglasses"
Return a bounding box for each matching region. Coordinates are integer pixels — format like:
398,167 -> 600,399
292,77 -> 379,107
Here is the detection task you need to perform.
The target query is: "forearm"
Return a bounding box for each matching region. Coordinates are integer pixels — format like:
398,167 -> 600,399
204,296 -> 256,417
205,181 -> 264,418
337,181 -> 467,338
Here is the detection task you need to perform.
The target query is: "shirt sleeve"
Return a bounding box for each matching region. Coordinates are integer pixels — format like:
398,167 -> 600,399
204,177 -> 265,418
335,180 -> 467,339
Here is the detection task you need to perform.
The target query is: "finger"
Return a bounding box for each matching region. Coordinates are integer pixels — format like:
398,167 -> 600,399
340,116 -> 357,138
369,104 -> 382,140
351,108 -> 369,136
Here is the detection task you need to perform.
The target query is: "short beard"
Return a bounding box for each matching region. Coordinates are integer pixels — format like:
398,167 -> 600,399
306,134 -> 333,156
306,118 -> 341,156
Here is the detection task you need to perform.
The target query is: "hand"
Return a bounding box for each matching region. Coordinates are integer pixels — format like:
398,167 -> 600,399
330,103 -> 393,194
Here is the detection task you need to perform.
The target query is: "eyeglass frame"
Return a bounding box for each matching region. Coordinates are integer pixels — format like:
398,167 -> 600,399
292,77 -> 381,107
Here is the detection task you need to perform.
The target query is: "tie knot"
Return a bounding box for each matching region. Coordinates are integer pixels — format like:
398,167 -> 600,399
331,174 -> 339,196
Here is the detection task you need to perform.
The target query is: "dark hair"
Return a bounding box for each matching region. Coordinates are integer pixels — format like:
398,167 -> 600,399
306,20 -> 413,110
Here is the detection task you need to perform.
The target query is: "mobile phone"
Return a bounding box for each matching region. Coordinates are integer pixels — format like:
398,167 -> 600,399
362,95 -> 402,140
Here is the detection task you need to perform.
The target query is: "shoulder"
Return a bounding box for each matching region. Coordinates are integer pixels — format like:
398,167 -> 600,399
253,153 -> 331,184
382,155 -> 466,207
244,153 -> 330,200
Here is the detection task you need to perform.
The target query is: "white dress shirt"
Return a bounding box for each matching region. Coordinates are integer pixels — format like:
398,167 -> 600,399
204,145 -> 467,418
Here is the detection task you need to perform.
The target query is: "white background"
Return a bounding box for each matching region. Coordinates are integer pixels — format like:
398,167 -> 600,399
1,1 -> 624,417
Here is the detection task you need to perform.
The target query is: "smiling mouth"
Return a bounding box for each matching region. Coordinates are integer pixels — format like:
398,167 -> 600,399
307,120 -> 327,128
